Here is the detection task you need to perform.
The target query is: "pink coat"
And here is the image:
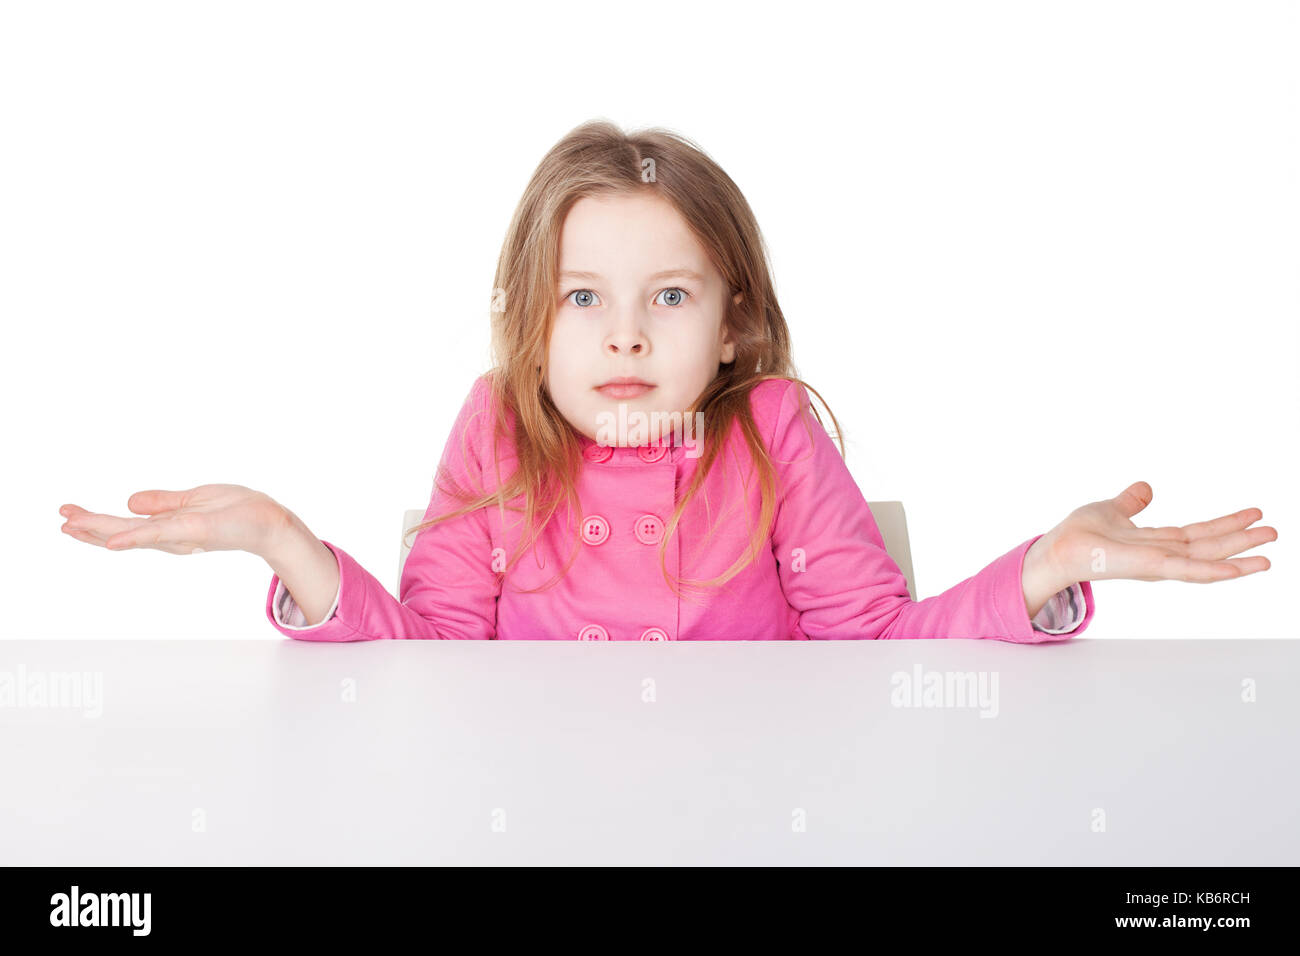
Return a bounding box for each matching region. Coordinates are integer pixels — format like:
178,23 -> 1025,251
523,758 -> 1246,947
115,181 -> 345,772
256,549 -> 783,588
266,375 -> 1094,641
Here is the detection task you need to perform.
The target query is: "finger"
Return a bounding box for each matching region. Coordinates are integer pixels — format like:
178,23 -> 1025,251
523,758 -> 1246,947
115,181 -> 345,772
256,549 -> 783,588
126,489 -> 189,516
1187,525 -> 1278,561
104,514 -> 196,551
1178,508 -> 1264,542
59,504 -> 104,522
62,525 -> 109,549
1113,481 -> 1154,519
1136,508 -> 1265,543
1159,554 -> 1271,582
62,513 -> 137,545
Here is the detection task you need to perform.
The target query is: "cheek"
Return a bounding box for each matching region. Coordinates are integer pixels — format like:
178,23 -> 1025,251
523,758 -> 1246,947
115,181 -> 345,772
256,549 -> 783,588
671,322 -> 722,368
545,318 -> 589,396
547,317 -> 580,365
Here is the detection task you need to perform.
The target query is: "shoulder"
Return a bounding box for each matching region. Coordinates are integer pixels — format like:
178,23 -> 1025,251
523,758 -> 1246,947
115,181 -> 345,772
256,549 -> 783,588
463,370 -> 518,432
746,376 -> 812,445
439,371 -> 511,474
742,376 -> 843,475
446,372 -> 495,440
747,375 -> 795,407
466,370 -> 496,412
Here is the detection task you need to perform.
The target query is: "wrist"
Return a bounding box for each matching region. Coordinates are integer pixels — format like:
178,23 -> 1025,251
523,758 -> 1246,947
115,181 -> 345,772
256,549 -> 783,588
1022,532 -> 1068,619
258,506 -> 340,628
259,506 -> 316,570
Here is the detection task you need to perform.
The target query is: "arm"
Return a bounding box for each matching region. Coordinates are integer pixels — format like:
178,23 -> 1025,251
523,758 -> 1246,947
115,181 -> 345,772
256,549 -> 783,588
1023,533 -> 1088,633
764,380 -> 1095,642
262,510 -> 340,627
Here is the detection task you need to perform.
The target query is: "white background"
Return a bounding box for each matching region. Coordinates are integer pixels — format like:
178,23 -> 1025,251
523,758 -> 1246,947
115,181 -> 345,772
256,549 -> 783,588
5,0 -> 1294,638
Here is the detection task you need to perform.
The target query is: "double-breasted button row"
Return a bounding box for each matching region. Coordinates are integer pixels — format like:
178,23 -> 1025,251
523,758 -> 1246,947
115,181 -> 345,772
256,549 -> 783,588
577,625 -> 673,641
580,514 -> 663,546
582,443 -> 668,464
576,442 -> 673,642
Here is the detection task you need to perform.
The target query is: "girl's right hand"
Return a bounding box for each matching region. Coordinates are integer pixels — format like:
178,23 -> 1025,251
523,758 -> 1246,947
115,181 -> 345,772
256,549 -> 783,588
58,484 -> 292,557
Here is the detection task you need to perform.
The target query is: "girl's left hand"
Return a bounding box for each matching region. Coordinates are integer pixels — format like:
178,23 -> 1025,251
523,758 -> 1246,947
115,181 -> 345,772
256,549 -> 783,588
1039,481 -> 1277,588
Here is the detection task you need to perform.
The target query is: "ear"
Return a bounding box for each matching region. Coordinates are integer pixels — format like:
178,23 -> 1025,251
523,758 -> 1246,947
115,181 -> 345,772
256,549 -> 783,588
720,292 -> 740,364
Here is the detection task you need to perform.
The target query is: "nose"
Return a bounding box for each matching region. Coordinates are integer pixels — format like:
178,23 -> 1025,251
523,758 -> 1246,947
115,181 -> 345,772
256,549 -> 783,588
604,308 -> 648,356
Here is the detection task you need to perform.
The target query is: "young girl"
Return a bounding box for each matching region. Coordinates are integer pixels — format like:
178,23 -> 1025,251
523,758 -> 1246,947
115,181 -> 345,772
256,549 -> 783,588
58,121 -> 1277,642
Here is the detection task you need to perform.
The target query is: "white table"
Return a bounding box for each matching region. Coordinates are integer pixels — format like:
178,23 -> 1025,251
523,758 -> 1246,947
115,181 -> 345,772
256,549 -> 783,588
1,638 -> 1295,865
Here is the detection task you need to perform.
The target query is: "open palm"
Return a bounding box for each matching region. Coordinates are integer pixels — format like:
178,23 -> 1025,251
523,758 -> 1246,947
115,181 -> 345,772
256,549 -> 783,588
1046,481 -> 1276,585
59,484 -> 288,556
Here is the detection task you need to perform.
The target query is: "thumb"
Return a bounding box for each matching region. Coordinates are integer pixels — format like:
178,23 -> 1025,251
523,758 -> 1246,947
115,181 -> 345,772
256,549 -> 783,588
1114,481 -> 1153,519
127,489 -> 187,515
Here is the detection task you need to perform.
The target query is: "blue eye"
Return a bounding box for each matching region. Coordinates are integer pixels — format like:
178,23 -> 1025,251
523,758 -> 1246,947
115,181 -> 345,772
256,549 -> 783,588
566,289 -> 599,307
655,287 -> 690,307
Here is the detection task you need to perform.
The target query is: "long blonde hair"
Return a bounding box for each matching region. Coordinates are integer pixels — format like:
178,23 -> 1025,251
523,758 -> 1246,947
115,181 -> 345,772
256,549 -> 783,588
406,119 -> 846,603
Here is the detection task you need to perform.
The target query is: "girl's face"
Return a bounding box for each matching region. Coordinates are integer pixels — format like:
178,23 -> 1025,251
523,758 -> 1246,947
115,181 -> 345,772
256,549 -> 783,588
544,190 -> 739,444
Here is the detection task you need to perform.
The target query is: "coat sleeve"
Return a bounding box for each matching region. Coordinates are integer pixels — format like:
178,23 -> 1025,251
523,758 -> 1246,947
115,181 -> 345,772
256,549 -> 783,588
271,572 -> 340,629
1029,581 -> 1087,633
263,374 -> 502,641
764,379 -> 1095,642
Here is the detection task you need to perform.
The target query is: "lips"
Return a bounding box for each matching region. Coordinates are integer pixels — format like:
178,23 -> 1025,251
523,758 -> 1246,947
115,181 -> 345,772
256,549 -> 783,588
596,381 -> 655,399
595,377 -> 655,399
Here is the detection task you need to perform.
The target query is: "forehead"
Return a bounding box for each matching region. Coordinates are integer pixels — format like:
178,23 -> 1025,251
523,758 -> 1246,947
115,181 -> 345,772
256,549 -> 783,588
557,191 -> 712,279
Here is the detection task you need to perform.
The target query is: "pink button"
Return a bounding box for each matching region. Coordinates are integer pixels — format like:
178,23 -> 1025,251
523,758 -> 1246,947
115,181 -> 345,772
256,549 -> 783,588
638,445 -> 667,463
578,624 -> 610,641
640,627 -> 671,641
633,514 -> 664,545
580,515 -> 610,545
584,444 -> 614,463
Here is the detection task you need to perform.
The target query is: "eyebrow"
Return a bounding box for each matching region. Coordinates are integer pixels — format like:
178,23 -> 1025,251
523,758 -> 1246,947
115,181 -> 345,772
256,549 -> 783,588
557,268 -> 706,283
